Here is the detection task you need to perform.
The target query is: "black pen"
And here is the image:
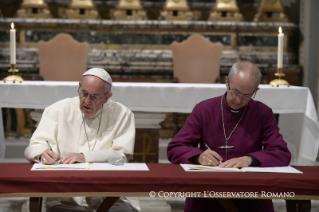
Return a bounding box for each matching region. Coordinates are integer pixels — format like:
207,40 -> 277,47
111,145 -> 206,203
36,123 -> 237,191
204,143 -> 222,164
46,141 -> 60,164
46,140 -> 52,151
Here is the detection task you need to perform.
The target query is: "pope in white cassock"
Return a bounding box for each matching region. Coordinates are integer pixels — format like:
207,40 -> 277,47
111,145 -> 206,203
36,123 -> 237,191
24,68 -> 140,212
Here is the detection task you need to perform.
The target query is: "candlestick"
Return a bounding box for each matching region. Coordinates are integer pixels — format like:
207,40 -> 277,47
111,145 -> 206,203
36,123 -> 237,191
4,22 -> 23,83
269,27 -> 289,87
277,26 -> 284,68
10,22 -> 16,65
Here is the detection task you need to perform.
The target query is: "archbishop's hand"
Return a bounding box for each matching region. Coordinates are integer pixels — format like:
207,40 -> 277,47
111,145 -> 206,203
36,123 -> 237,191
61,153 -> 85,164
198,149 -> 223,166
219,156 -> 252,168
40,149 -> 60,165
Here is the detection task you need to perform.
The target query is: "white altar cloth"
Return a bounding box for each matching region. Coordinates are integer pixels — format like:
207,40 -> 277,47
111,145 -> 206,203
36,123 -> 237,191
0,81 -> 318,165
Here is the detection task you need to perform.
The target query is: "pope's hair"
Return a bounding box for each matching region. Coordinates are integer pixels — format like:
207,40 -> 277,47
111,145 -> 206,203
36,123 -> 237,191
81,76 -> 112,93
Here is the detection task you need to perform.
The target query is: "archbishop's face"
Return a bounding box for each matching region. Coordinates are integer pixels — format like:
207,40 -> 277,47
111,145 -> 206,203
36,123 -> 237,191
225,73 -> 258,110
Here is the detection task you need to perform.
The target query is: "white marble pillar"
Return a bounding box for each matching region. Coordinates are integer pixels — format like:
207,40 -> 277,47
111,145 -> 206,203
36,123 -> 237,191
0,109 -> 5,161
134,112 -> 166,129
300,0 -> 319,117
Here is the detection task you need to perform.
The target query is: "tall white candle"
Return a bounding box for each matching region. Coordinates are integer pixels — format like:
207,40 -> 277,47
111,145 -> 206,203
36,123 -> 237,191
10,22 -> 16,65
277,26 -> 284,68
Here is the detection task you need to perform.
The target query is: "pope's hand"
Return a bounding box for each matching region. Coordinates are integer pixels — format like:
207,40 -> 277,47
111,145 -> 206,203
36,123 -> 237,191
41,149 -> 60,165
61,153 -> 85,164
198,149 -> 223,166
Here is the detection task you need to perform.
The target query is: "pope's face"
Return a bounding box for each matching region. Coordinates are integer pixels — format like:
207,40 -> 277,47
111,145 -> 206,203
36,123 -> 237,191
79,76 -> 112,117
225,73 -> 258,110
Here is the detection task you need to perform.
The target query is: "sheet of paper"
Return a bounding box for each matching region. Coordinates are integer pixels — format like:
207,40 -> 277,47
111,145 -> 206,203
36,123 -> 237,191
31,163 -> 90,170
181,164 -> 243,172
243,166 -> 303,174
31,163 -> 149,171
181,164 -> 303,174
93,163 -> 149,171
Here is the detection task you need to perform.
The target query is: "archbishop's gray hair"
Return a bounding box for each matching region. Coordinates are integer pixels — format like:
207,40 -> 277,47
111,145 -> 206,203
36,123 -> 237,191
228,61 -> 262,87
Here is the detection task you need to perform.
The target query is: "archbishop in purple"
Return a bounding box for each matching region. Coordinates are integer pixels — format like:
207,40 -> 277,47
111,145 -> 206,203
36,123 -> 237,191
167,61 -> 291,212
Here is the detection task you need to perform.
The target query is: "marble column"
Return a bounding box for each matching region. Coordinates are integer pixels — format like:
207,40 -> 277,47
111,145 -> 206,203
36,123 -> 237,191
0,109 -> 5,161
300,0 -> 319,115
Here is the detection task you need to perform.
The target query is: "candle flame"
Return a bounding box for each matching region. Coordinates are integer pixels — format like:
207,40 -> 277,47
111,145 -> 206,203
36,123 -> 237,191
279,27 -> 282,34
11,22 -> 14,29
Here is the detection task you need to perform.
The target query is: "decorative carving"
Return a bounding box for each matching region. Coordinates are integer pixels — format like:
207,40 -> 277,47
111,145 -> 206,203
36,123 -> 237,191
209,0 -> 243,21
133,129 -> 159,163
254,0 -> 288,22
159,0 -> 200,21
0,19 -> 299,84
111,0 -> 147,20
17,0 -> 51,18
65,0 -> 99,19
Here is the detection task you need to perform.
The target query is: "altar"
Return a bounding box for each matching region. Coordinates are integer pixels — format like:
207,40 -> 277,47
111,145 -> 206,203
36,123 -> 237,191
0,81 -> 318,165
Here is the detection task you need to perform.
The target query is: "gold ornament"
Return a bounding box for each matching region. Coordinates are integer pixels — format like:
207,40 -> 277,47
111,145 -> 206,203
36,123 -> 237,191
111,0 -> 147,20
254,0 -> 288,22
17,0 -> 51,18
208,0 -> 243,21
65,0 -> 99,19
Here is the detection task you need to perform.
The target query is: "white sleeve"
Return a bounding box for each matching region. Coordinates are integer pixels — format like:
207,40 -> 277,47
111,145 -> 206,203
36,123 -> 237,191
24,107 -> 59,162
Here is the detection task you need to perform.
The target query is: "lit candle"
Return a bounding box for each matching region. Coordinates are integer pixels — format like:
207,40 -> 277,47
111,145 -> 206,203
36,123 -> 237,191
10,22 -> 16,65
277,26 -> 284,68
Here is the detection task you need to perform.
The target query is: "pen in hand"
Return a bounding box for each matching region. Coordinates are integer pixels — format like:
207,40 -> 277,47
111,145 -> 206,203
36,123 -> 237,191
46,140 -> 52,151
204,143 -> 222,164
46,141 -> 60,164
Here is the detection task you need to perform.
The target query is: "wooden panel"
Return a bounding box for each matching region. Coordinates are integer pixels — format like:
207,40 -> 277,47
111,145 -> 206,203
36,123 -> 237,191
133,129 -> 159,163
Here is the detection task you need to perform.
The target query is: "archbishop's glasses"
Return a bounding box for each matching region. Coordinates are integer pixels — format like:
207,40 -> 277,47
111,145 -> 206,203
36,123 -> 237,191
228,82 -> 257,100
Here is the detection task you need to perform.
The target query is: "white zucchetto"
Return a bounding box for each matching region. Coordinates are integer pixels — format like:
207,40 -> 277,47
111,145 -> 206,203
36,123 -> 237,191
82,68 -> 112,85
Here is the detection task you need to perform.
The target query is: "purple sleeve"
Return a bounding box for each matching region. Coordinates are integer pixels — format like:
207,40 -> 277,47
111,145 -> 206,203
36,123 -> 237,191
167,105 -> 204,164
249,107 -> 291,166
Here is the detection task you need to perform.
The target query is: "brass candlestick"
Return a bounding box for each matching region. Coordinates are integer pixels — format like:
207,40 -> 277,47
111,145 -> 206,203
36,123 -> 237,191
269,68 -> 290,87
3,64 -> 24,83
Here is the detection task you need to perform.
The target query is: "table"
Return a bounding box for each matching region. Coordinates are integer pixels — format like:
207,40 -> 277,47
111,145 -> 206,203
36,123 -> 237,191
0,163 -> 318,212
0,81 -> 318,165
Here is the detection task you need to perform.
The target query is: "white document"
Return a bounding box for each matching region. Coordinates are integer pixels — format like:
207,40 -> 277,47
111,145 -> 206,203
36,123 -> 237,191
243,166 -> 303,174
181,164 -> 303,174
181,164 -> 244,172
32,163 -> 90,170
93,163 -> 149,171
31,163 -> 149,171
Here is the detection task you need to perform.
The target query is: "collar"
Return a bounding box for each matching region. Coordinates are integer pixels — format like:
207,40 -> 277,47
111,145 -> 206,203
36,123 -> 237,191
223,92 -> 250,114
84,105 -> 103,120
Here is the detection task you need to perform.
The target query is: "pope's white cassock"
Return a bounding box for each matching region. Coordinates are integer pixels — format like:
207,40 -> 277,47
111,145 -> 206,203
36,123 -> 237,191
25,96 -> 140,212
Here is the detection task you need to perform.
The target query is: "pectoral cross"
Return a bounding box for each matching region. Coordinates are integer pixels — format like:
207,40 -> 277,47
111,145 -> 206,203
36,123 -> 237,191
218,138 -> 234,160
220,95 -> 247,160
218,145 -> 234,149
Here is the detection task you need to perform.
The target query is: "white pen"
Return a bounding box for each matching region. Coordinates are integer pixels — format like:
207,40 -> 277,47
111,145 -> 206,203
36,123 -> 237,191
204,143 -> 222,164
